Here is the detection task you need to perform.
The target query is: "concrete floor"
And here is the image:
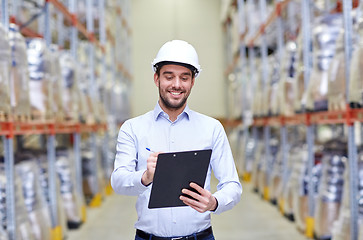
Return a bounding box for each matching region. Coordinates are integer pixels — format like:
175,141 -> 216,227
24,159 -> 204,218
67,181 -> 308,240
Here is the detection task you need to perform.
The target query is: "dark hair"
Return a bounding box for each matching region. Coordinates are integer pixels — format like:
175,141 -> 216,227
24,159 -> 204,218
154,61 -> 197,78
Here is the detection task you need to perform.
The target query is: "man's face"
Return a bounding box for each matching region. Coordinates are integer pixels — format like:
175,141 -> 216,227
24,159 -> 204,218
154,64 -> 195,111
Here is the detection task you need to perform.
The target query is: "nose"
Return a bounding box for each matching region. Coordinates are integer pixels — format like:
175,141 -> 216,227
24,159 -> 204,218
172,77 -> 182,88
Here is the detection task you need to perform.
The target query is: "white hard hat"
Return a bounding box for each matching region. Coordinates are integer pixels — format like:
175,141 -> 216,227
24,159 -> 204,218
152,40 -> 201,77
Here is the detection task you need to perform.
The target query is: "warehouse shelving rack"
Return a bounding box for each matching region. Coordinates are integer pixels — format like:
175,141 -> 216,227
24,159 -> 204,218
0,0 -> 132,240
224,0 -> 360,239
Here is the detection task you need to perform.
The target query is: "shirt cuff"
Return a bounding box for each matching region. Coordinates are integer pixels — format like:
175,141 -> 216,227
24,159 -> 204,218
212,191 -> 233,215
134,170 -> 150,193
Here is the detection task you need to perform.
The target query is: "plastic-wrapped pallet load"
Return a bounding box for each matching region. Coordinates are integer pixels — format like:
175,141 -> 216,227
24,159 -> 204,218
55,148 -> 82,229
35,153 -> 67,238
278,41 -> 298,116
0,159 -> 35,240
9,24 -> 31,121
250,129 -> 264,193
59,51 -> 80,121
15,155 -> 52,240
81,141 -> 105,203
314,139 -> 346,240
349,17 -> 363,108
327,32 -> 346,111
280,127 -> 305,221
302,13 -> 342,112
290,144 -> 322,233
0,23 -> 11,121
267,55 -> 281,116
26,38 -> 53,120
48,45 -> 64,122
293,33 -> 309,113
331,149 -> 363,240
77,65 -> 96,124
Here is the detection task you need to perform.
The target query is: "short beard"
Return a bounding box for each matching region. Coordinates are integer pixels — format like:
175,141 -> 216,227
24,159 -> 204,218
159,90 -> 187,110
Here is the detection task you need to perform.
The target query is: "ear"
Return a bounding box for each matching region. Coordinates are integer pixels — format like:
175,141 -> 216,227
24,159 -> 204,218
154,73 -> 159,87
191,77 -> 195,88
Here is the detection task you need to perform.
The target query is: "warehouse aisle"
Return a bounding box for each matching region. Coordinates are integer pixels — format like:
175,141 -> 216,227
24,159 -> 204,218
67,180 -> 308,240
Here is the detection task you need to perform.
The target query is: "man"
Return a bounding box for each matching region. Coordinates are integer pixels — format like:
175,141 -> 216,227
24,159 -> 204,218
111,40 -> 242,240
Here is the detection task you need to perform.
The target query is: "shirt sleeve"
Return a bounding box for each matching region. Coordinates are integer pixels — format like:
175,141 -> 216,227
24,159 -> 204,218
110,121 -> 150,195
210,122 -> 243,215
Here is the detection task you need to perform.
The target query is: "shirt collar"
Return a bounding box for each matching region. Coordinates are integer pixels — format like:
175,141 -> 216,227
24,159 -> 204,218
153,101 -> 191,121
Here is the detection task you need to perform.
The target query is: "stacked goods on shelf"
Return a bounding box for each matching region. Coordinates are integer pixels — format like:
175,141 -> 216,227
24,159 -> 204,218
261,133 -> 279,200
59,52 -> 80,121
279,126 -> 305,221
349,16 -> 363,108
0,161 -> 35,240
302,13 -> 342,112
228,127 -> 243,173
0,23 -> 11,121
9,24 -> 31,121
81,140 -> 105,203
26,38 -> 53,120
327,32 -> 346,111
76,65 -> 95,124
293,33 -> 309,113
331,151 -> 363,240
314,138 -> 346,240
15,155 -> 52,240
267,55 -> 281,116
36,152 -> 68,238
49,45 -> 65,122
290,143 -> 322,233
238,129 -> 257,180
55,148 -> 83,229
278,41 -> 298,116
250,128 -> 264,193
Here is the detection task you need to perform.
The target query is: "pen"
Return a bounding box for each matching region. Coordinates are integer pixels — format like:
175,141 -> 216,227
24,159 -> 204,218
146,148 -> 154,152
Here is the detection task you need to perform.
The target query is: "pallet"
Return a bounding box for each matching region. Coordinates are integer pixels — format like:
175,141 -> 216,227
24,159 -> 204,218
0,112 -> 9,122
13,114 -> 31,122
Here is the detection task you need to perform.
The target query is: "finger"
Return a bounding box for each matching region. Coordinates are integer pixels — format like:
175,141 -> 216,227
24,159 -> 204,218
189,182 -> 204,193
180,196 -> 207,213
181,189 -> 203,202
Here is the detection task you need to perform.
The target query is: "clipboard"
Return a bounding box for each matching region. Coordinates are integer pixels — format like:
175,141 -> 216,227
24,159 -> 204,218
148,149 -> 212,209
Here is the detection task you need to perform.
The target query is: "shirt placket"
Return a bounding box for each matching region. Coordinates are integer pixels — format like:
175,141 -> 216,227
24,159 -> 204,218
169,121 -> 177,224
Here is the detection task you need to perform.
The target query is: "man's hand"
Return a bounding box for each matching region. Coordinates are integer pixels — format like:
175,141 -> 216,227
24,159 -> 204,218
141,152 -> 160,186
179,182 -> 218,213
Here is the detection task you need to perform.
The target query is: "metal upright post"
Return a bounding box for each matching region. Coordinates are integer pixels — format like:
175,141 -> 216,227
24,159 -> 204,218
1,0 -> 8,29
43,3 -> 61,239
3,134 -> 15,240
258,0 -> 271,201
237,0 -> 251,181
86,0 -> 101,207
342,0 -> 358,239
69,0 -> 86,221
301,0 -> 315,237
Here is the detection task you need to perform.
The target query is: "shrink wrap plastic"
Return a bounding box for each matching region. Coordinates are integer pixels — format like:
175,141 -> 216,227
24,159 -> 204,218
349,17 -> 363,108
290,144 -> 322,232
49,45 -> 64,122
278,41 -> 298,116
36,154 -> 67,238
237,129 -> 257,177
314,140 -> 346,239
267,55 -> 281,116
293,33 -> 309,113
302,13 -> 342,112
251,131 -> 265,192
81,140 -> 105,202
331,149 -> 363,240
0,161 -> 35,240
15,157 -> 51,240
9,24 -> 31,119
327,34 -> 346,111
26,38 -> 53,120
59,52 -> 80,121
0,23 -> 11,118
55,149 -> 83,228
281,132 -> 303,219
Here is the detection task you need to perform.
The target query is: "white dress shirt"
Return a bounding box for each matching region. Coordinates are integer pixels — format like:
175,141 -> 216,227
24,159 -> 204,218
111,103 -> 242,237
